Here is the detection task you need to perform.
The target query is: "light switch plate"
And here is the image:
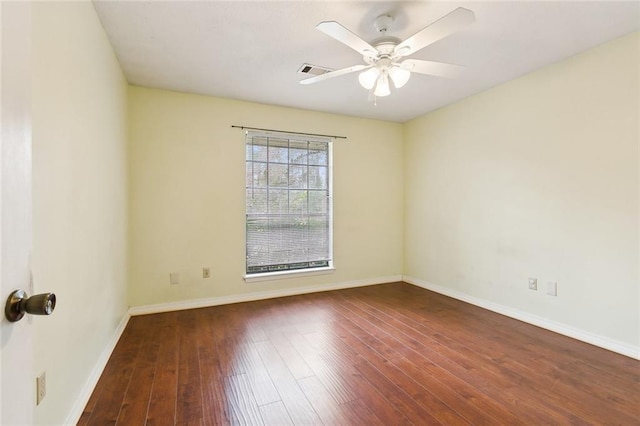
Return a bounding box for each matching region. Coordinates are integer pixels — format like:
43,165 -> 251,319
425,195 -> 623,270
546,281 -> 557,296
36,371 -> 46,405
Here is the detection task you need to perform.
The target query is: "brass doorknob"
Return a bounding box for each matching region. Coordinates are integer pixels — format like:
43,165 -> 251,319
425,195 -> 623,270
5,290 -> 56,322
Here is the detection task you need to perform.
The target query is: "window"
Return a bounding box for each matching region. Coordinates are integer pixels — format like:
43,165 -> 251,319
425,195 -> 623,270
245,130 -> 332,276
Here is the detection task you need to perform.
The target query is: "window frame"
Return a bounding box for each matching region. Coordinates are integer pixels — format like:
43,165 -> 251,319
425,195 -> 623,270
243,130 -> 334,282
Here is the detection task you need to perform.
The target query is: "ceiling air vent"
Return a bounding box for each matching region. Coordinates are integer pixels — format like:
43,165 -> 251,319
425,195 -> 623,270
297,63 -> 333,76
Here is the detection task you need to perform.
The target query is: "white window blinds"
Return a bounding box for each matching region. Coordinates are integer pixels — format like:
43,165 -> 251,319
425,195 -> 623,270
245,130 -> 332,274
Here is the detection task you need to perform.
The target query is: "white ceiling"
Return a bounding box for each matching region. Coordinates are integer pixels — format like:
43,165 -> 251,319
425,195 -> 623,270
93,1 -> 640,123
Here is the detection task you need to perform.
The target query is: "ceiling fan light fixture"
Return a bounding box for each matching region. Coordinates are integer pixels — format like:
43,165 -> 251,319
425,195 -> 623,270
358,67 -> 380,90
389,66 -> 411,88
374,72 -> 391,97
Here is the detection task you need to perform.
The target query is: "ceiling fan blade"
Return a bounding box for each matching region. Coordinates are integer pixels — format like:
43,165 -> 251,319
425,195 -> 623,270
394,7 -> 475,57
316,21 -> 378,58
300,64 -> 369,85
401,59 -> 465,79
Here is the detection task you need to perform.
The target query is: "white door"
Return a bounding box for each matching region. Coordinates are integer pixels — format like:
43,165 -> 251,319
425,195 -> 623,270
0,1 -> 35,425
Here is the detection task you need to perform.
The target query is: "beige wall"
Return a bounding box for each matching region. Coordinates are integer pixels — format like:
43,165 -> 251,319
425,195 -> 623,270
404,32 -> 639,350
31,2 -> 129,424
128,87 -> 404,306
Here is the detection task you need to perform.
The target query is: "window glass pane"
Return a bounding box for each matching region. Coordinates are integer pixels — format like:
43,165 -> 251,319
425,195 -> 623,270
245,162 -> 252,186
289,140 -> 308,165
268,215 -> 292,264
308,190 -> 327,214
246,188 -> 268,214
246,162 -> 267,188
289,190 -> 308,215
290,150 -> 307,165
289,165 -> 307,189
268,138 -> 289,163
246,216 -> 269,266
268,189 -> 288,214
308,165 -> 327,189
284,216 -> 308,262
308,216 -> 329,259
308,142 -> 327,165
247,142 -> 268,163
268,163 -> 288,187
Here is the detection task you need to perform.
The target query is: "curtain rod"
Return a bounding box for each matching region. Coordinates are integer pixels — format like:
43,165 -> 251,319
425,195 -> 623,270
231,125 -> 346,140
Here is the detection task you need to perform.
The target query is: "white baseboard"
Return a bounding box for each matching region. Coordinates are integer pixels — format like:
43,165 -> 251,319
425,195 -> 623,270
65,310 -> 131,425
403,276 -> 640,360
129,275 -> 403,316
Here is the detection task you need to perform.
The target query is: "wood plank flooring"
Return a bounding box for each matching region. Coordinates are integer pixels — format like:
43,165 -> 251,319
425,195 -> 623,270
79,282 -> 640,425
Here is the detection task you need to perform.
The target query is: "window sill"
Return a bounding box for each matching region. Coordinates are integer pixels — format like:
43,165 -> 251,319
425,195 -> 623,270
244,266 -> 335,283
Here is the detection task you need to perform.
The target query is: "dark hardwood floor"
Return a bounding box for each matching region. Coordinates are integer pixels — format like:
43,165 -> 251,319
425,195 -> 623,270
79,282 -> 640,425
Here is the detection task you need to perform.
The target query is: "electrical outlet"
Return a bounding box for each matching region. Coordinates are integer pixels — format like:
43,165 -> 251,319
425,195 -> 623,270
203,267 -> 211,278
170,272 -> 180,285
36,371 -> 46,405
528,278 -> 537,290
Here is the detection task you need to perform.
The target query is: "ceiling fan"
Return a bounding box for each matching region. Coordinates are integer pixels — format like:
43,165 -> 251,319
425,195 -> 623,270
300,7 -> 475,99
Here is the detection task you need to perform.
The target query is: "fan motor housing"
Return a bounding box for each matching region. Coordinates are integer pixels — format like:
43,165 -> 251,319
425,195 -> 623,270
373,37 -> 400,52
364,38 -> 400,64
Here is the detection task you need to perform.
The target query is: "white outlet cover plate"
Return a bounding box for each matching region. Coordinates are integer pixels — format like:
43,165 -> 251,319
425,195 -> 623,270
170,272 -> 180,285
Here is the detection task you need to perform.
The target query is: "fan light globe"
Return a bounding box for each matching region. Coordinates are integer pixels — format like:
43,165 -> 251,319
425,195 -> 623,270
374,73 -> 391,97
358,68 -> 380,90
389,67 -> 411,88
